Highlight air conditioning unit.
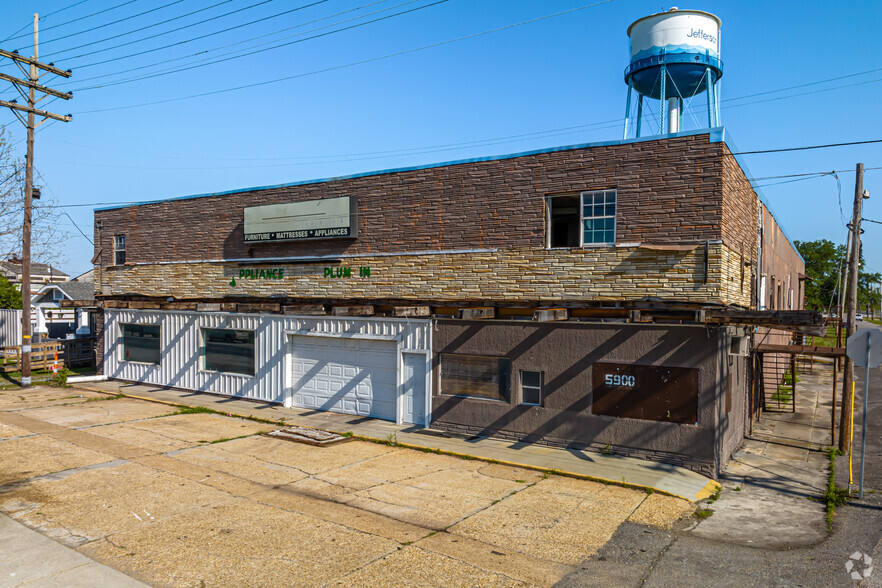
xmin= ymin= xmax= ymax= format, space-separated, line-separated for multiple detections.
xmin=729 ymin=335 xmax=750 ymax=357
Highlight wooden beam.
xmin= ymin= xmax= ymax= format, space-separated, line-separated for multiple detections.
xmin=160 ymin=302 xmax=198 ymax=311
xmin=459 ymin=307 xmax=496 ymax=320
xmin=332 ymin=305 xmax=374 ymax=317
xmin=283 ymin=304 xmax=326 ymax=316
xmin=0 ymin=49 xmax=72 ymax=77
xmin=393 ymin=306 xmax=430 ymax=318
xmin=236 ymin=303 xmax=281 ymax=314
xmin=197 ymin=302 xmax=238 ymax=312
xmin=0 ymin=99 xmax=71 ymax=122
xmin=59 ymin=299 xmax=95 ymax=308
xmin=0 ymin=71 xmax=72 ymax=100
xmin=755 ymin=343 xmax=845 ymax=357
xmin=128 ymin=301 xmax=161 ymax=310
xmin=534 ymin=308 xmax=568 ymax=322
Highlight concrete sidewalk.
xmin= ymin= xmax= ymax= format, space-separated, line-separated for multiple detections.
xmin=75 ymin=380 xmax=719 ymax=502
xmin=0 ymin=513 xmax=147 ymax=588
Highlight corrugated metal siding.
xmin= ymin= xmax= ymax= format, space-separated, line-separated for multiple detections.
xmin=103 ymin=310 xmax=430 ymax=404
xmin=0 ymin=309 xmax=21 ymax=347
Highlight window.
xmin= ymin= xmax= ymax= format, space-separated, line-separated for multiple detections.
xmin=548 ymin=190 xmax=616 ymax=248
xmin=202 ymin=328 xmax=255 ymax=375
xmin=520 ymin=370 xmax=543 ymax=406
xmin=440 ymin=354 xmax=509 ymax=402
xmin=51 ymin=289 xmax=64 ymax=301
xmin=121 ymin=323 xmax=161 ymax=364
xmin=114 ymin=235 xmax=126 ymax=265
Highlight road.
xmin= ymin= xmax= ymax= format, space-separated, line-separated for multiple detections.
xmin=558 ymin=320 xmax=882 ymax=587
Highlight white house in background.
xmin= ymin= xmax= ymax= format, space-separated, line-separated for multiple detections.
xmin=31 ymin=270 xmax=95 ymax=338
xmin=0 ymin=258 xmax=68 ymax=293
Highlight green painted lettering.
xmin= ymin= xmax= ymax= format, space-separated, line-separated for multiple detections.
xmin=324 ymin=267 xmax=332 ymax=277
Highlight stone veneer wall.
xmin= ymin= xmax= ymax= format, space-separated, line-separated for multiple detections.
xmin=95 ymin=243 xmax=751 ymax=307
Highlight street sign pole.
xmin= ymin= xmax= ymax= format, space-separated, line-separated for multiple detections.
xmin=861 ymin=342 xmax=870 ymax=499
xmin=846 ymin=328 xmax=882 ymax=500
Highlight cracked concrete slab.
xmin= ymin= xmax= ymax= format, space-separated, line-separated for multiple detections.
xmin=79 ymin=497 xmax=401 ymax=588
xmin=627 ymin=493 xmax=695 ymax=530
xmin=169 ymin=441 xmax=309 ymax=487
xmin=0 ymin=387 xmax=106 ymax=411
xmin=0 ymin=435 xmax=114 ymax=486
xmin=214 ymin=434 xmax=396 ymax=474
xmin=328 ymin=545 xmax=529 ymax=587
xmin=18 ymin=399 xmax=176 ymax=428
xmin=0 ymin=461 xmax=232 ymax=547
xmin=450 ymin=476 xmax=648 ymax=566
xmin=0 ymin=421 xmax=34 ymax=439
xmin=87 ymin=413 xmax=273 ymax=453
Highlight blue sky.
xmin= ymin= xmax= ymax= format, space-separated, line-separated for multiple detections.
xmin=0 ymin=0 xmax=879 ymax=279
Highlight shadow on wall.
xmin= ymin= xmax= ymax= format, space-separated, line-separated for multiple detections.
xmin=432 ymin=323 xmax=720 ymax=460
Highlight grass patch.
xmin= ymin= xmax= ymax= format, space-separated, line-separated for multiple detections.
xmin=825 ymin=447 xmax=850 ymax=532
xmin=208 ymin=434 xmax=255 ymax=444
xmin=84 ymin=393 xmax=126 ymax=402
xmin=172 ymin=405 xmax=221 ymax=416
xmin=706 ymin=486 xmax=722 ymax=504
xmin=694 ymin=508 xmax=714 ymax=520
xmin=340 ymin=431 xmax=353 ymax=438
xmin=772 ymin=384 xmax=793 ymax=404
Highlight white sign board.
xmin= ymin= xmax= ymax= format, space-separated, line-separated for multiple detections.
xmin=244 ymin=196 xmax=355 ymax=242
xmin=847 ymin=328 xmax=882 ymax=368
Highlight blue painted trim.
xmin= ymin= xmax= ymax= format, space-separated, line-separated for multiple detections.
xmin=95 ymin=128 xmax=725 ymax=212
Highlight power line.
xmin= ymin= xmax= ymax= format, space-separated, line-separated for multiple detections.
xmin=731 ymin=139 xmax=882 ymax=156
xmin=70 ymin=0 xmax=446 ymax=89
xmin=53 ymin=0 xmax=309 ymax=60
xmin=72 ymin=0 xmax=617 ymax=114
xmin=864 ymin=218 xmax=882 ymax=226
xmin=48 ymin=0 xmax=255 ymax=56
xmin=4 ymin=0 xmax=139 ymax=42
xmin=70 ymin=0 xmax=410 ymax=80
xmin=2 ymin=1 xmax=95 ymax=43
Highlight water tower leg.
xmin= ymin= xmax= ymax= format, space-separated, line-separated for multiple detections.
xmin=705 ymin=67 xmax=714 ymax=128
xmin=636 ymin=95 xmax=643 ymax=138
xmin=660 ymin=65 xmax=667 ymax=134
xmin=624 ymin=82 xmax=633 ymax=140
xmin=679 ymin=97 xmax=683 ymax=131
xmin=667 ymin=97 xmax=679 ymax=133
xmin=715 ymin=79 xmax=722 ymax=126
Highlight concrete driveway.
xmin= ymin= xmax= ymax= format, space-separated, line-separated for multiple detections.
xmin=0 ymin=386 xmax=694 ymax=587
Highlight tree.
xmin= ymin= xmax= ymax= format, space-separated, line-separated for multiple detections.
xmin=0 ymin=275 xmax=21 ymax=309
xmin=0 ymin=127 xmax=69 ymax=265
xmin=795 ymin=238 xmax=881 ymax=314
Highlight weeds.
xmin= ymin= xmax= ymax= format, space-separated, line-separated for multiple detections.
xmin=694 ymin=508 xmax=714 ymax=520
xmin=385 ymin=432 xmax=398 ymax=446
xmin=49 ymin=367 xmax=72 ymax=388
xmin=340 ymin=431 xmax=354 ymax=438
xmin=601 ymin=443 xmax=612 ymax=455
xmin=173 ymin=406 xmax=220 ymax=416
xmin=825 ymin=447 xmax=849 ymax=532
xmin=84 ymin=393 xmax=126 ymax=402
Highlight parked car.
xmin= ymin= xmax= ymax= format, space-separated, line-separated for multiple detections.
xmin=856 ymin=313 xmax=864 ymax=321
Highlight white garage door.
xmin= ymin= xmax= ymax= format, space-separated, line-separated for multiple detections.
xmin=289 ymin=335 xmax=398 ymax=421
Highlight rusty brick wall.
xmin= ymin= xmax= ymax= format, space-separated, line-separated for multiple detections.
xmin=94 ymin=243 xmax=752 ymax=307
xmin=94 ymin=133 xmax=727 ymax=267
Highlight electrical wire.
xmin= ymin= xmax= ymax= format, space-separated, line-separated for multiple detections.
xmin=2 ymin=0 xmax=96 ymax=43
xmin=72 ymin=0 xmax=617 ymax=114
xmin=731 ymin=139 xmax=882 ymax=156
xmin=69 ymin=0 xmax=410 ymax=79
xmin=4 ymin=0 xmax=139 ymax=42
xmin=70 ymin=0 xmax=445 ymax=88
xmin=864 ymin=218 xmax=882 ymax=226
xmin=36 ymin=0 xmax=195 ymax=50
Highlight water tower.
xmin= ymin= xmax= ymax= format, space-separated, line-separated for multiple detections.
xmin=623 ymin=8 xmax=722 ymax=139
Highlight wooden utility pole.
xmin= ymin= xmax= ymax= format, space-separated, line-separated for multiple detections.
xmin=0 ymin=14 xmax=72 ymax=387
xmin=839 ymin=163 xmax=865 ymax=453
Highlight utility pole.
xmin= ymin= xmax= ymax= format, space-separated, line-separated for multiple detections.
xmin=0 ymin=14 xmax=72 ymax=387
xmin=839 ymin=163 xmax=866 ymax=453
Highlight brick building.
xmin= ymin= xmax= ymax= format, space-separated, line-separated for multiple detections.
xmin=91 ymin=129 xmax=808 ymax=476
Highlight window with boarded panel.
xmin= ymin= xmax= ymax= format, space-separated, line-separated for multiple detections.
xmin=591 ymin=363 xmax=699 ymax=424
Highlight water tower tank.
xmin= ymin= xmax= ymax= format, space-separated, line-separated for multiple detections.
xmin=623 ymin=8 xmax=723 ymax=138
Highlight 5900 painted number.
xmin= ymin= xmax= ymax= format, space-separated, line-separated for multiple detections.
xmin=605 ymin=374 xmax=636 ymax=387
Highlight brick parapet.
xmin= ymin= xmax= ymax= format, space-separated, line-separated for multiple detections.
xmin=94 ymin=134 xmax=727 ymax=268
